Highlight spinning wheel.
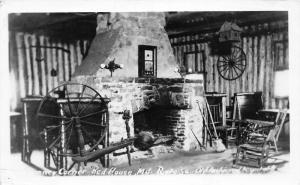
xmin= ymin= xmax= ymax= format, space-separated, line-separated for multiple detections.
xmin=37 ymin=82 xmax=110 ymax=171
xmin=217 ymin=46 xmax=246 ymax=80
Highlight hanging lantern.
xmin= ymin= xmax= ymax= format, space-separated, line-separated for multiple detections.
xmin=219 ymin=21 xmax=242 ymax=42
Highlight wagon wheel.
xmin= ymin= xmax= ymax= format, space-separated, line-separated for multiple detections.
xmin=217 ymin=46 xmax=247 ymax=80
xmin=37 ymin=82 xmax=109 ymax=171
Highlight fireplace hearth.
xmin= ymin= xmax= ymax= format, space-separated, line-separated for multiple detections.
xmin=74 ymin=76 xmax=205 ymax=152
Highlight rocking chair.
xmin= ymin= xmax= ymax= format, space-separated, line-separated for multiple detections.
xmin=234 ymin=109 xmax=288 ymax=168
xmin=229 ymin=92 xmax=265 ymax=145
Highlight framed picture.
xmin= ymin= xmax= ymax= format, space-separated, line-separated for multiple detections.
xmin=138 ymin=45 xmax=157 ymax=77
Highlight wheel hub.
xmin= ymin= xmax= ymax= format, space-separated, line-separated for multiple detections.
xmin=71 ymin=117 xmax=81 ymax=127
xmin=228 ymin=60 xmax=235 ymax=67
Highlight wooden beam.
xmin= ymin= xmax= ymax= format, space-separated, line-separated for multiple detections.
xmin=9 ymin=13 xmax=97 ymax=32
xmin=167 ymin=11 xmax=288 ymax=37
xmin=169 ymin=25 xmax=287 ymax=46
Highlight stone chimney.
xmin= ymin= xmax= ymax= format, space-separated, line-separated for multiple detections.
xmin=74 ymin=12 xmax=180 ymax=78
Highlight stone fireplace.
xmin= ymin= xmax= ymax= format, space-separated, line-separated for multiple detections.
xmin=73 ymin=12 xmax=205 ymax=152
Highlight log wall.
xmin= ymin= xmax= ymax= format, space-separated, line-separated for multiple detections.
xmin=9 ymin=20 xmax=289 ymax=111
xmin=169 ymin=21 xmax=289 ymax=109
xmin=9 ymin=32 xmax=89 ymax=111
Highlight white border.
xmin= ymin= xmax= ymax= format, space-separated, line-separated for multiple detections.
xmin=1 ymin=0 xmax=300 ymax=185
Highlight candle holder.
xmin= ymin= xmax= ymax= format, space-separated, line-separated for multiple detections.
xmin=100 ymin=58 xmax=123 ymax=77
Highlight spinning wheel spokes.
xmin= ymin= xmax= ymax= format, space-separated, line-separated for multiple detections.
xmin=217 ymin=46 xmax=247 ymax=80
xmin=37 ymin=113 xmax=70 ymax=120
xmin=77 ymin=93 xmax=100 ymax=116
xmin=75 ymin=85 xmax=86 ymax=113
xmin=37 ymin=82 xmax=109 ymax=171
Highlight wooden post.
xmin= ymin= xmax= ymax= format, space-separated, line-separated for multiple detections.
xmin=222 ymin=96 xmax=226 ymax=126
xmin=24 ymin=34 xmax=33 ymax=95
xmin=31 ymin=35 xmax=40 ymax=95
xmin=253 ymin=36 xmax=258 ymax=92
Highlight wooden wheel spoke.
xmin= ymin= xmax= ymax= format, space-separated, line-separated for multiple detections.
xmin=231 ymin=68 xmax=235 ymax=78
xmin=233 ymin=65 xmax=243 ymax=72
xmin=44 ymin=120 xmax=70 ymax=133
xmin=231 ymin=67 xmax=236 ymax=79
xmin=221 ymin=56 xmax=230 ymax=62
xmin=45 ymin=124 xmax=61 ymax=132
xmin=76 ymin=85 xmax=86 ymax=113
xmin=220 ymin=65 xmax=228 ymax=73
xmin=218 ymin=60 xmax=228 ymax=64
xmin=65 ymin=88 xmax=74 ymax=115
xmin=64 ymin=121 xmax=74 ymax=131
xmin=226 ymin=55 xmax=232 ymax=61
xmin=218 ymin=62 xmax=228 ymax=68
xmin=47 ymin=121 xmax=72 ymax=148
xmin=81 ymin=127 xmax=97 ymax=145
xmin=222 ymin=67 xmax=227 ymax=76
xmin=80 ymin=119 xmax=105 ymax=127
xmin=78 ymin=110 xmax=106 ymax=119
xmin=232 ymin=66 xmax=239 ymax=77
xmin=227 ymin=68 xmax=231 ymax=79
xmin=235 ymin=55 xmax=245 ymax=63
xmin=235 ymin=62 xmax=246 ymax=67
xmin=38 ymin=113 xmax=70 ymax=120
xmin=78 ymin=93 xmax=99 ymax=116
xmin=223 ymin=66 xmax=230 ymax=76
xmin=66 ymin=124 xmax=74 ymax=147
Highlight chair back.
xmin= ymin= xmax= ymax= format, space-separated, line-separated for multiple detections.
xmin=205 ymin=93 xmax=227 ymax=126
xmin=234 ymin=92 xmax=263 ymax=120
xmin=266 ymin=109 xmax=288 ymax=142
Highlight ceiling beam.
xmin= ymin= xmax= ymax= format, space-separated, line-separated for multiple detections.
xmin=166 ymin=11 xmax=288 ymax=36
xmin=9 ymin=13 xmax=97 ymax=32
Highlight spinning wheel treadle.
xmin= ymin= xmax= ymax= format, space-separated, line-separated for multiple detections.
xmin=37 ymin=82 xmax=110 ymax=171
xmin=217 ymin=46 xmax=246 ymax=80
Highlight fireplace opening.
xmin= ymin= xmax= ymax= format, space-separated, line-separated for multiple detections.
xmin=132 ymin=104 xmax=189 ymax=150
xmin=133 ymin=107 xmax=171 ymax=136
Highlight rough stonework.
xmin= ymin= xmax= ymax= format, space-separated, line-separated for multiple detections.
xmin=73 ymin=76 xmax=205 ymax=152
xmin=74 ymin=12 xmax=180 ymax=78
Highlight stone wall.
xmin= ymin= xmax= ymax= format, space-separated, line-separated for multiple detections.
xmin=74 ymin=76 xmax=205 ymax=151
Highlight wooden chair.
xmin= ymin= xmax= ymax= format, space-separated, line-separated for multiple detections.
xmin=234 ymin=109 xmax=288 ymax=168
xmin=205 ymin=93 xmax=227 ymax=127
xmin=246 ymin=109 xmax=288 ymax=152
xmin=228 ymin=92 xmax=265 ymax=145
xmin=205 ymin=93 xmax=234 ymax=148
